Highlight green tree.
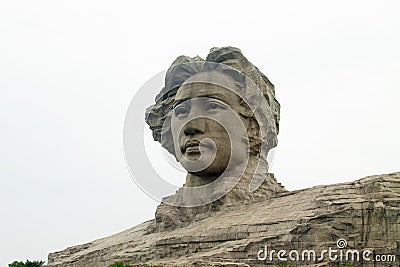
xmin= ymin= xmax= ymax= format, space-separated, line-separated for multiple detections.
xmin=8 ymin=261 xmax=25 ymax=267
xmin=9 ymin=260 xmax=45 ymax=267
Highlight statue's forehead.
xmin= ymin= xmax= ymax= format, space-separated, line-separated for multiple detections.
xmin=183 ymin=71 xmax=237 ymax=87
xmin=175 ymin=82 xmax=241 ymax=105
xmin=175 ymin=71 xmax=242 ymax=102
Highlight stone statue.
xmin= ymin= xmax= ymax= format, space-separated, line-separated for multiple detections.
xmin=145 ymin=48 xmax=286 ymax=230
xmin=46 ymin=47 xmax=400 ymax=267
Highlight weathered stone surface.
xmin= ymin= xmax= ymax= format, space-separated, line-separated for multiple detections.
xmin=150 ymin=163 xmax=286 ymax=232
xmin=46 ymin=48 xmax=400 ymax=266
xmin=47 ymin=172 xmax=400 ymax=266
xmin=146 ymin=46 xmax=280 ymax=151
xmin=144 ymin=47 xmax=285 ymax=229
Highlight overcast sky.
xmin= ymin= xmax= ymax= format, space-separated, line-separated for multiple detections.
xmin=1 ymin=1 xmax=399 ymax=266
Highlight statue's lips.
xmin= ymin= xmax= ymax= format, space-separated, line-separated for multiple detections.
xmin=181 ymin=140 xmax=212 ymax=154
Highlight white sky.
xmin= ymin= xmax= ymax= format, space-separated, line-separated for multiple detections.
xmin=1 ymin=1 xmax=399 ymax=266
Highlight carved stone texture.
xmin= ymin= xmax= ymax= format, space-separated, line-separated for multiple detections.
xmin=45 ymin=47 xmax=400 ymax=266
xmin=145 ymin=46 xmax=280 ymax=153
xmin=145 ymin=47 xmax=286 ymax=229
xmin=46 ymin=172 xmax=400 ymax=266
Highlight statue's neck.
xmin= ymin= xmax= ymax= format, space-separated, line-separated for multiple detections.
xmin=151 ymin=155 xmax=286 ymax=233
xmin=183 ymin=157 xmax=252 ymax=188
xmin=184 ymin=173 xmax=217 ymax=187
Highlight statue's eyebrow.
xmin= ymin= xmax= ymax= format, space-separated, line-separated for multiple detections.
xmin=173 ymin=97 xmax=190 ymax=108
xmin=173 ymin=93 xmax=229 ymax=108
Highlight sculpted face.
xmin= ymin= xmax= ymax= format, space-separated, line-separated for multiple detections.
xmin=171 ymin=73 xmax=249 ymax=178
xmin=140 ymin=54 xmax=280 ymax=206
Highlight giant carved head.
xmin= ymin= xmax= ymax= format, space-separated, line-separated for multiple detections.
xmin=146 ymin=48 xmax=280 ymax=185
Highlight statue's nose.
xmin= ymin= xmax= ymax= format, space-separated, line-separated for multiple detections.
xmin=183 ymin=120 xmax=204 ymax=136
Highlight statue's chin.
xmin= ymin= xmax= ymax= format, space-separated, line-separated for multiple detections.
xmin=183 ymin=151 xmax=201 ymax=161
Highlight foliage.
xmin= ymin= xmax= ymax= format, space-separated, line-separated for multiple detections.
xmin=8 ymin=260 xmax=45 ymax=267
xmin=8 ymin=262 xmax=24 ymax=267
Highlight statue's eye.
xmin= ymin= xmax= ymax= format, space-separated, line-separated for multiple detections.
xmin=174 ymin=105 xmax=189 ymax=118
xmin=205 ymin=100 xmax=227 ymax=113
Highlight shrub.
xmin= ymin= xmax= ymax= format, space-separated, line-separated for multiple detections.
xmin=9 ymin=260 xmax=45 ymax=267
